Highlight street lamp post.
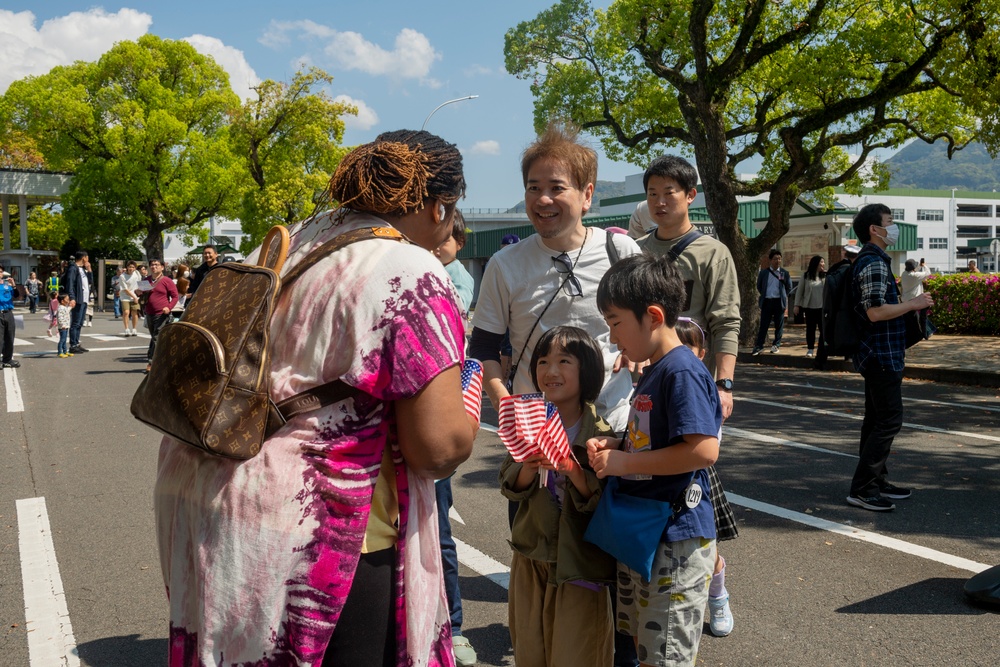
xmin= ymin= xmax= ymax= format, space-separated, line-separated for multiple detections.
xmin=421 ymin=95 xmax=479 ymax=131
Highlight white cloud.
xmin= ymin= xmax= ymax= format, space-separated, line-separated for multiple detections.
xmin=0 ymin=8 xmax=152 ymax=92
xmin=469 ymin=140 xmax=501 ymax=156
xmin=334 ymin=94 xmax=379 ymax=131
xmin=184 ymin=34 xmax=261 ymax=100
xmin=262 ymin=21 xmax=441 ymax=86
xmin=464 ymin=64 xmax=500 ymax=77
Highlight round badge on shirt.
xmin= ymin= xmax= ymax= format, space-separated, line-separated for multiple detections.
xmin=684 ymin=482 xmax=703 ymax=509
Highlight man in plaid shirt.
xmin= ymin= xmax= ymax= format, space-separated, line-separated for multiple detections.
xmin=846 ymin=204 xmax=934 ymax=512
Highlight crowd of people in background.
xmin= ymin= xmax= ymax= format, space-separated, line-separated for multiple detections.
xmin=4 ymin=247 xmax=221 ymax=368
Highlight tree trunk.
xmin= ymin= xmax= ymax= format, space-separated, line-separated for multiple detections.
xmin=143 ymin=227 xmax=165 ymax=262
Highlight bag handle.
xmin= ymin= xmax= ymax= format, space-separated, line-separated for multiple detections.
xmin=259 ymin=225 xmax=291 ymax=273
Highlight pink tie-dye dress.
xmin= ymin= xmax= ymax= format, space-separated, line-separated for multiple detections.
xmin=154 ymin=211 xmax=465 ymax=666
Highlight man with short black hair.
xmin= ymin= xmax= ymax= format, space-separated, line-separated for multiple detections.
xmin=63 ymin=250 xmax=90 ymax=353
xmin=846 ymin=204 xmax=933 ymax=512
xmin=751 ymin=249 xmax=793 ymax=355
xmin=188 ymin=244 xmax=219 ymax=295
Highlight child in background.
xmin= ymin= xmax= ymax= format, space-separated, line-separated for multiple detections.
xmin=589 ymin=253 xmax=721 ymax=667
xmin=500 ymin=326 xmax=618 ymax=667
xmin=434 ymin=210 xmax=475 ymax=317
xmin=56 ymin=293 xmax=73 ymax=357
xmin=46 ymin=291 xmax=60 ymax=337
xmin=675 ymin=317 xmax=738 ymax=637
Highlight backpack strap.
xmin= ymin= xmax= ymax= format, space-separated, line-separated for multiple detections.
xmin=270 ymin=225 xmax=408 ymax=426
xmin=667 ymin=228 xmax=703 ymax=262
xmin=605 ymin=229 xmax=620 ymax=265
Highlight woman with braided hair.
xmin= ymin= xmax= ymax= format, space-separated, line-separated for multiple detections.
xmin=155 ymin=130 xmax=476 ymax=667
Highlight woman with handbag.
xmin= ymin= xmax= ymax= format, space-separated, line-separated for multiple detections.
xmin=154 ymin=131 xmax=476 ymax=667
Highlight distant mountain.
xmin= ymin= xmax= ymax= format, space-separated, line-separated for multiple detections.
xmin=506 ymin=179 xmax=628 ymax=212
xmin=887 ymin=141 xmax=1000 ymax=191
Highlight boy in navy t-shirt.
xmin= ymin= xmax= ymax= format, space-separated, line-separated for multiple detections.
xmin=589 ymin=253 xmax=721 ymax=667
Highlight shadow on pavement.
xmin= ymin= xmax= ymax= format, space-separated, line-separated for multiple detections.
xmin=76 ymin=634 xmax=166 ymax=666
xmin=461 ymin=622 xmax=513 ymax=666
xmin=836 ymin=577 xmax=991 ymax=616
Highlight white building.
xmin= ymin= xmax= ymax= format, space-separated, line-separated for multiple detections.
xmin=162 ymin=217 xmax=247 ymax=264
xmin=833 ymin=188 xmax=1000 ymax=273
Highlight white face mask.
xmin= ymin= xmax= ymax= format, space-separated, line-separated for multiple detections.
xmin=876 ymin=223 xmax=900 ymax=246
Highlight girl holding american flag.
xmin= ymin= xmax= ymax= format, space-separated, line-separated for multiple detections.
xmin=499 ymin=326 xmax=618 ymax=667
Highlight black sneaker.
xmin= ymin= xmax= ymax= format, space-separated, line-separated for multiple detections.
xmin=2 ymin=360 xmax=20 ymax=369
xmin=879 ymin=482 xmax=912 ymax=499
xmin=751 ymin=347 xmax=762 ymax=356
xmin=846 ymin=494 xmax=895 ymax=511
xmin=70 ymin=345 xmax=89 ymax=353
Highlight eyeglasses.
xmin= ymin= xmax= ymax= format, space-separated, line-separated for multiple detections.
xmin=552 ymin=252 xmax=583 ymax=297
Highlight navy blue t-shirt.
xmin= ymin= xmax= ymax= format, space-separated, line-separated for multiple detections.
xmin=618 ymin=344 xmax=722 ymax=542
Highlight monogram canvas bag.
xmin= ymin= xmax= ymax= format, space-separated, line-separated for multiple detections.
xmin=130 ymin=224 xmax=406 ymax=459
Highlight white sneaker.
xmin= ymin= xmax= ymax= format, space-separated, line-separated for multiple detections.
xmin=132 ymin=329 xmax=139 ymax=336
xmin=806 ymin=349 xmax=815 ymax=358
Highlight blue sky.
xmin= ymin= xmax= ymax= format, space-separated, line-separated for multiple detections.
xmin=0 ymin=1 xmax=644 ymax=210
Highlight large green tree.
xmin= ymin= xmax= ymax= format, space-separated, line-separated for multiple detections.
xmin=505 ymin=0 xmax=1000 ymax=337
xmin=230 ymin=67 xmax=354 ymax=252
xmin=2 ymin=35 xmax=242 ymax=260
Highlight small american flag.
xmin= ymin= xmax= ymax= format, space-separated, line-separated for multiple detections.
xmin=498 ymin=393 xmax=574 ymax=466
xmin=461 ymin=359 xmax=484 ymax=423
xmin=537 ymin=401 xmax=574 ymax=467
xmin=498 ymin=393 xmax=546 ymax=461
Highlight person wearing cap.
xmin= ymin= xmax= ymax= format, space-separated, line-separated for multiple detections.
xmin=900 ymin=258 xmax=932 ymax=302
xmin=0 ymin=271 xmax=19 ymax=368
xmin=501 ymin=233 xmax=520 ymax=247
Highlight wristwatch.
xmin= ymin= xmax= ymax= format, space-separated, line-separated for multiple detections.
xmin=716 ymin=378 xmax=734 ymax=392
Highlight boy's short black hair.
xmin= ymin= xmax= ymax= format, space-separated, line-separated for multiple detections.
xmin=529 ymin=326 xmax=605 ymax=407
xmin=852 ymin=203 xmax=892 ymax=243
xmin=643 ymin=155 xmax=698 ymax=193
xmin=768 ymin=248 xmax=782 ymax=260
xmin=904 ymin=259 xmax=917 ymax=271
xmin=597 ymin=254 xmax=685 ymax=326
xmin=451 ymin=210 xmax=467 ymax=248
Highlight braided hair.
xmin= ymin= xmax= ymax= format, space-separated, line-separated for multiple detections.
xmin=328 ymin=129 xmax=465 ymax=218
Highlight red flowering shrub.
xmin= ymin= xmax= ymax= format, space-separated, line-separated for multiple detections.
xmin=924 ymin=273 xmax=1000 ymax=335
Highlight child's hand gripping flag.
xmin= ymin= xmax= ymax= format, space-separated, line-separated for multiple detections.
xmin=461 ymin=359 xmax=484 ymax=423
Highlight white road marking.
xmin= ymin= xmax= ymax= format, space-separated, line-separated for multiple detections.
xmin=723 ymin=426 xmax=856 ymax=458
xmin=16 ymin=497 xmax=80 ymax=667
xmin=4 ymin=366 xmax=25 ymax=412
xmin=479 ymin=423 xmax=498 ymax=433
xmin=449 ymin=506 xmax=465 ymax=525
xmin=736 ymin=397 xmax=1000 ymax=444
xmin=779 ymin=381 xmax=1000 ymax=414
xmin=14 ymin=337 xmax=33 ymax=346
xmin=455 ymin=537 xmax=510 ymax=590
xmin=726 ymin=493 xmax=991 ymax=574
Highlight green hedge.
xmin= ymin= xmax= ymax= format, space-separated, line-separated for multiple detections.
xmin=924 ymin=273 xmax=1000 ymax=335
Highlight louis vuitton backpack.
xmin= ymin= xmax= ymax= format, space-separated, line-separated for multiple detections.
xmin=130 ymin=224 xmax=406 ymax=459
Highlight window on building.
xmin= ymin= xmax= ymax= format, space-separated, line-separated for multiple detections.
xmin=916 ymin=237 xmax=923 ymax=250
xmin=957 ymin=225 xmax=991 ymax=238
xmin=890 ymin=208 xmax=906 ymax=221
xmin=917 ymin=209 xmax=945 ymax=221
xmin=956 ymin=204 xmax=992 ymax=218
xmin=929 ymin=238 xmax=949 ymax=249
